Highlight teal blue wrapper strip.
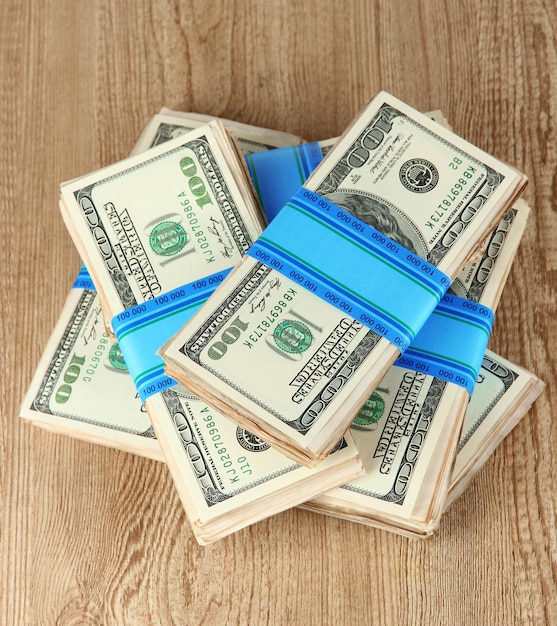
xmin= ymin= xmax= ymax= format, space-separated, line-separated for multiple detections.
xmin=395 ymin=293 xmax=494 ymax=392
xmin=245 ymin=142 xmax=324 ymax=222
xmin=112 ymin=269 xmax=231 ymax=401
xmin=72 ymin=265 xmax=95 ymax=290
xmin=246 ymin=187 xmax=451 ymax=352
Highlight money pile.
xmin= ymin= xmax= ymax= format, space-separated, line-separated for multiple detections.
xmin=21 ymin=94 xmax=544 ymax=543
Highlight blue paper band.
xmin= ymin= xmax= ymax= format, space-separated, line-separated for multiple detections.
xmin=72 ymin=265 xmax=95 ymax=290
xmin=394 ymin=293 xmax=494 ymax=392
xmin=245 ymin=142 xmax=324 ymax=222
xmin=112 ymin=269 xmax=231 ymax=401
xmin=246 ymin=187 xmax=451 ymax=351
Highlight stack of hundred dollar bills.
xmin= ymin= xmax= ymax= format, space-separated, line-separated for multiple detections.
xmin=21 ymin=93 xmax=544 ymax=544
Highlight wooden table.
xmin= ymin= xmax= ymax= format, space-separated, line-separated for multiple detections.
xmin=2 ymin=1 xmax=555 ymax=624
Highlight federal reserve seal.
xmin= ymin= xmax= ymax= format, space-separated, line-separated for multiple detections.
xmin=351 ymin=391 xmax=385 ymax=430
xmin=273 ymin=319 xmax=313 ymax=355
xmin=399 ymin=158 xmax=439 ymax=193
xmin=108 ymin=343 xmax=128 ymax=371
xmin=149 ymin=220 xmax=188 ymax=256
xmin=236 ymin=427 xmax=270 ymax=452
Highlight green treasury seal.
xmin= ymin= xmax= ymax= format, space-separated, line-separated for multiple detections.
xmin=352 ymin=391 xmax=385 ymax=428
xmin=108 ymin=343 xmax=128 ymax=371
xmin=149 ymin=220 xmax=188 ymax=256
xmin=273 ymin=319 xmax=313 ymax=354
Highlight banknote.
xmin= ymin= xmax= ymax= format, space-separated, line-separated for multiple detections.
xmin=160 ymin=91 xmax=527 ymax=465
xmin=20 ymin=273 xmax=363 ymax=543
xmin=131 ymin=109 xmax=304 ymax=156
xmin=56 ymin=119 xmax=365 ymax=543
xmin=21 ymin=272 xmax=541 ymax=541
xmin=20 ymin=285 xmax=163 ymax=460
xmin=26 ymin=113 xmax=305 ymax=456
xmin=301 ymin=349 xmax=544 ymax=537
xmin=295 ymin=197 xmax=535 ymax=535
xmin=59 ymin=121 xmax=266 ymax=325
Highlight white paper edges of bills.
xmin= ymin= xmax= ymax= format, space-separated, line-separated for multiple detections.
xmin=131 ymin=109 xmax=304 ymax=156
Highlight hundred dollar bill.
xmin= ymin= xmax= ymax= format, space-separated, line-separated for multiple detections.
xmin=131 ymin=109 xmax=304 ymax=156
xmin=297 ymin=198 xmax=534 ymax=535
xmin=56 ymin=120 xmax=365 ymax=541
xmin=301 ymin=349 xmax=544 ymax=537
xmin=160 ymin=91 xmax=528 ymax=465
xmin=299 ymin=199 xmax=535 ymax=535
xmin=20 ymin=284 xmax=163 ymax=461
xmin=146 ymin=387 xmax=362 ymax=545
xmin=20 ymin=276 xmax=363 ymax=545
xmin=59 ymin=120 xmax=266 ymax=329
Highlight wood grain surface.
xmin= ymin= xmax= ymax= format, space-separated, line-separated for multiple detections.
xmin=1 ymin=1 xmax=555 ymax=624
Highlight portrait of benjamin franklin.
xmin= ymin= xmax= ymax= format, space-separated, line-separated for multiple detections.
xmin=324 ymin=190 xmax=425 ymax=257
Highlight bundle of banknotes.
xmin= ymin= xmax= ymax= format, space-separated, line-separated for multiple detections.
xmin=21 ymin=92 xmax=545 ymax=544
